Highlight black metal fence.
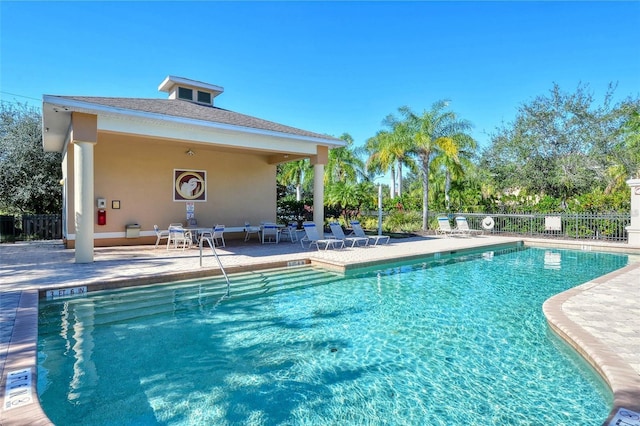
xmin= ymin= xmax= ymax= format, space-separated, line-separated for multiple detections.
xmin=0 ymin=214 xmax=62 ymax=242
xmin=358 ymin=211 xmax=631 ymax=243
xmin=438 ymin=212 xmax=630 ymax=242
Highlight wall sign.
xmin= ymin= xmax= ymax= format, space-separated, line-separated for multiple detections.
xmin=174 ymin=169 xmax=207 ymax=202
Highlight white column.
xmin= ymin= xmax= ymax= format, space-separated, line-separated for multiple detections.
xmin=313 ymin=163 xmax=324 ymax=232
xmin=74 ymin=141 xmax=96 ymax=263
xmin=626 ymin=179 xmax=640 ymax=246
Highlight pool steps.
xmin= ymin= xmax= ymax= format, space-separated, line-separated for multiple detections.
xmin=38 ymin=266 xmax=341 ymax=332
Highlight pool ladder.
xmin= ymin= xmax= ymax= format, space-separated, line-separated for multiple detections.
xmin=199 ymin=236 xmax=230 ymax=297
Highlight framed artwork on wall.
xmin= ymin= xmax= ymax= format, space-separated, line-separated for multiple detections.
xmin=173 ymin=169 xmax=207 ymax=202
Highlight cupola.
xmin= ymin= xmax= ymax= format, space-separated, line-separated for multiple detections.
xmin=158 ymin=76 xmax=224 ymax=106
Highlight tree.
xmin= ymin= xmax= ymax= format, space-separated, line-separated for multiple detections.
xmin=481 ymin=83 xmax=639 ymax=204
xmin=325 ymin=180 xmax=373 ymax=221
xmin=382 ymin=114 xmax=416 ymax=199
xmin=366 ymin=118 xmax=415 ymax=199
xmin=277 ymin=159 xmax=311 ymax=201
xmin=396 ymin=102 xmax=474 ymax=230
xmin=617 ymin=109 xmax=640 ymax=180
xmin=365 ymin=131 xmax=397 ymax=198
xmin=325 ymin=133 xmax=365 ymax=185
xmin=0 ymin=102 xmax=62 ymax=214
xmin=431 ymin=133 xmax=476 ymax=210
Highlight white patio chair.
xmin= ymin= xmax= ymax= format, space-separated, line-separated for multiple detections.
xmin=454 ymin=216 xmax=482 ymax=236
xmin=153 ymin=225 xmax=170 ymax=249
xmin=200 ymin=225 xmax=225 ymax=247
xmin=244 ymin=222 xmax=261 ymax=242
xmin=261 ymin=223 xmax=280 ymax=244
xmin=329 ymin=222 xmax=368 ymax=247
xmin=279 ymin=222 xmax=298 ymax=243
xmin=435 ymin=217 xmax=463 ymax=237
xmin=167 ymin=225 xmax=192 ymax=250
xmin=208 ymin=225 xmax=225 ymax=247
xmin=301 ymin=222 xmax=344 ymax=250
xmin=349 ymin=220 xmax=390 ymax=245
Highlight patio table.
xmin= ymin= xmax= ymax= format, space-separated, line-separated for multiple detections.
xmin=185 ymin=227 xmax=211 ymax=244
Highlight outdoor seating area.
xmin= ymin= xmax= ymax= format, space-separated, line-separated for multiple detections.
xmin=153 ymin=220 xmax=394 ymax=251
xmin=156 ymin=221 xmax=310 ymax=249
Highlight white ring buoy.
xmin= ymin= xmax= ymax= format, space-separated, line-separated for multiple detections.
xmin=482 ymin=216 xmax=495 ymax=230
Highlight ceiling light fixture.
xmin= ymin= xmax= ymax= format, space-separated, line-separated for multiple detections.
xmin=186 ymin=149 xmax=195 ymax=156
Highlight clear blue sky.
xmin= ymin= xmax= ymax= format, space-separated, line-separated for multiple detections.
xmin=2 ymin=1 xmax=639 ymax=151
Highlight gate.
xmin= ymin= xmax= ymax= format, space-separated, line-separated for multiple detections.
xmin=0 ymin=214 xmax=63 ymax=242
xmin=21 ymin=214 xmax=63 ymax=240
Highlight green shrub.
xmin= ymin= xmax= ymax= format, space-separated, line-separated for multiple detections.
xmin=383 ymin=210 xmax=422 ymax=233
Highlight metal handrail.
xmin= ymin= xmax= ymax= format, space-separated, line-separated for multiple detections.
xmin=199 ymin=236 xmax=230 ymax=297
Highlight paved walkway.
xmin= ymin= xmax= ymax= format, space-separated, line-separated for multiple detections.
xmin=1 ymin=235 xmax=639 ymax=425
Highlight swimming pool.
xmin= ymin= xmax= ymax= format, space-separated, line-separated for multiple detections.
xmin=37 ymin=246 xmax=629 ymax=425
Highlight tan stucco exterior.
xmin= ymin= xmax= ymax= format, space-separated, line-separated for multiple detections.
xmin=63 ymin=132 xmax=279 ymax=248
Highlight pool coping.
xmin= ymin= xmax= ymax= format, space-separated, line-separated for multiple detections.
xmin=1 ymin=238 xmax=639 ymax=425
xmin=543 ymin=261 xmax=640 ymax=426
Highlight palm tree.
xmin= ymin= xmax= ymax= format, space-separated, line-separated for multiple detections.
xmin=365 ymin=122 xmax=415 ymax=199
xmin=277 ymin=159 xmax=311 ymax=201
xmin=431 ymin=133 xmax=476 ymax=210
xmin=365 ymin=131 xmax=397 ymax=198
xmin=326 ymin=180 xmax=374 ymax=221
xmin=398 ymin=101 xmax=475 ymax=230
xmin=325 ymin=133 xmax=365 ymax=185
xmin=381 ymin=115 xmax=415 ymax=199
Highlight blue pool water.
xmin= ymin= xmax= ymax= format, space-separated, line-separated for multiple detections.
xmin=38 ymin=246 xmax=629 ymax=425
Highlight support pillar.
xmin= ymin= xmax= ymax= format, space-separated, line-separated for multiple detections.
xmin=74 ymin=141 xmax=96 ymax=263
xmin=626 ymin=179 xmax=640 ymax=246
xmin=313 ymin=163 xmax=325 ymax=232
xmin=311 ymin=145 xmax=328 ymax=234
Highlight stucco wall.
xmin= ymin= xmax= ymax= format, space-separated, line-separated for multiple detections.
xmin=64 ymin=132 xmax=277 ymax=246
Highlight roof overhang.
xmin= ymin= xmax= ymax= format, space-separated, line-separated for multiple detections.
xmin=42 ymin=95 xmax=345 ymax=154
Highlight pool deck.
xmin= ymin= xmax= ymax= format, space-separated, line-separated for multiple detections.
xmin=1 ymin=234 xmax=639 ymax=425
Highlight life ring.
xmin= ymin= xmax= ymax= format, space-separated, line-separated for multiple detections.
xmin=482 ymin=216 xmax=495 ymax=230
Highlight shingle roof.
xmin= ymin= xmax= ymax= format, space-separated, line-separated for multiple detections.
xmin=58 ymin=96 xmax=341 ymax=142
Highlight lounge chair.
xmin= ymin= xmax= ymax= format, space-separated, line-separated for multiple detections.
xmin=329 ymin=222 xmax=368 ymax=247
xmin=435 ymin=216 xmax=463 ymax=237
xmin=153 ymin=225 xmax=170 ymax=249
xmin=261 ymin=223 xmax=280 ymax=244
xmin=349 ymin=221 xmax=390 ymax=245
xmin=454 ymin=216 xmax=483 ymax=236
xmin=301 ymin=222 xmax=344 ymax=250
xmin=167 ymin=225 xmax=192 ymax=250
